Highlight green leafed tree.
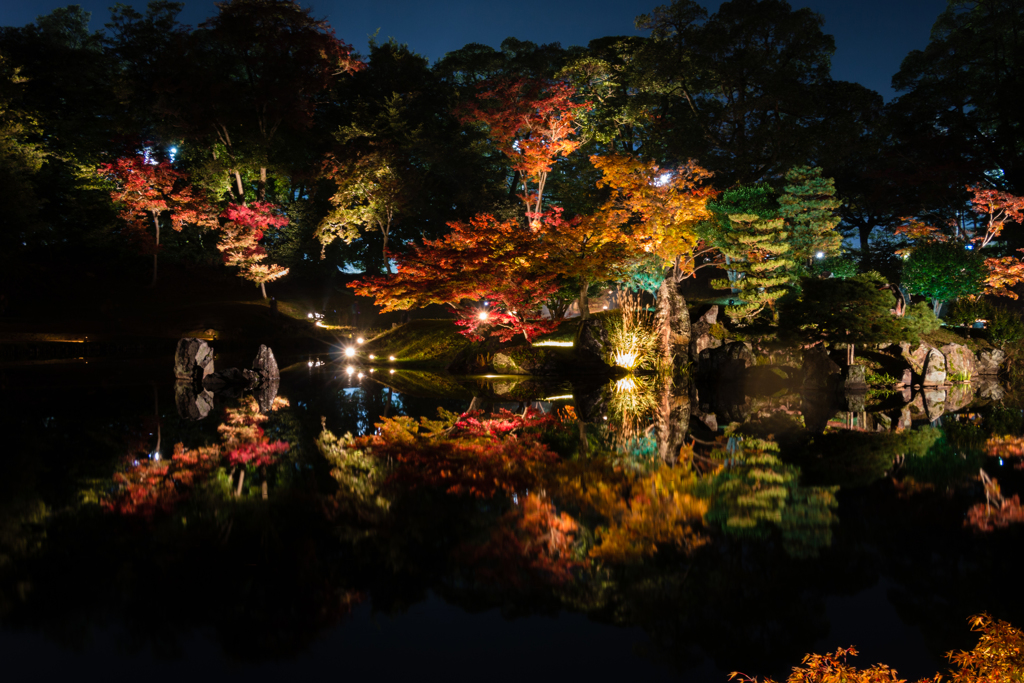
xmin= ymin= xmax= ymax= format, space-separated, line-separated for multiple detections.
xmin=778 ymin=165 xmax=842 ymax=270
xmin=902 ymin=240 xmax=986 ymax=316
xmin=778 ymin=271 xmax=914 ymax=365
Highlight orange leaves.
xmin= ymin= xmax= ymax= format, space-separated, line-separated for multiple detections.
xmin=458 ymin=77 xmax=588 ymax=182
xmin=983 ymin=250 xmax=1024 ymax=299
xmin=582 ymin=465 xmax=708 ymax=563
xmin=216 ymin=202 xmax=290 ymax=287
xmin=459 ymin=493 xmax=587 ymax=588
xmin=358 ymin=409 xmax=560 ymax=498
xmin=590 ymin=154 xmax=715 ymax=271
xmin=458 ymin=76 xmax=590 ymax=218
xmin=968 ymin=185 xmax=1024 ymax=249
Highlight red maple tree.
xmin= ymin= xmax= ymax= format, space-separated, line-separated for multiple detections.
xmin=216 ymin=201 xmax=290 ymax=299
xmin=350 ymin=213 xmax=560 ymax=342
xmin=457 ymin=77 xmax=590 ymax=223
xmin=99 ymin=154 xmax=216 ymax=285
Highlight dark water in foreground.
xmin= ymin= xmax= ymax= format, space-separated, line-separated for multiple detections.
xmin=2 ymin=354 xmax=1024 ymax=682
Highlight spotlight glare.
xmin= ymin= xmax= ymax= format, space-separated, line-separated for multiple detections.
xmin=344 ymin=347 xmax=356 ymax=357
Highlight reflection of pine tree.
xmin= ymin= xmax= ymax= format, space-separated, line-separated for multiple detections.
xmin=708 ymin=437 xmax=838 ymax=557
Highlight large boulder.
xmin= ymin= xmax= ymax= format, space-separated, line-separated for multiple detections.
xmin=174 ymin=380 xmax=214 ymax=421
xmin=698 ymin=341 xmax=752 ymax=380
xmin=801 ymin=345 xmax=841 ymax=388
xmin=899 ymin=343 xmax=931 ymax=378
xmin=924 ymin=389 xmax=947 ymax=421
xmin=976 ymin=348 xmax=1006 ymax=376
xmin=842 ymin=364 xmax=868 ymax=390
xmin=174 ymin=338 xmax=214 ymax=383
xmin=940 ymin=344 xmax=976 ymax=381
xmin=945 ymin=383 xmax=974 ymax=413
xmin=922 ymin=347 xmax=947 ymax=386
xmin=252 ymin=344 xmax=279 ymax=380
xmin=654 ymin=279 xmax=691 ymax=365
xmin=689 ymin=305 xmax=722 ymax=358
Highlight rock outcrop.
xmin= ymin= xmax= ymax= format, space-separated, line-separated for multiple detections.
xmin=174 ymin=338 xmax=214 ymax=384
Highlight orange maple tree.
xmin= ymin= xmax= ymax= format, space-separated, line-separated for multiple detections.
xmin=216 ymin=202 xmax=290 ymax=299
xmin=590 ymin=154 xmax=716 ymax=282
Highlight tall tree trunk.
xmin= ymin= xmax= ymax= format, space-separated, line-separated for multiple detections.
xmin=151 ymin=211 xmax=160 ymax=287
xmin=383 ymin=231 xmax=392 ymax=274
xmin=260 ymin=281 xmax=268 ymax=300
xmin=235 ymin=469 xmax=245 ymax=498
xmin=233 ymin=170 xmax=244 ymax=200
xmin=258 ymin=167 xmax=267 ymax=201
xmin=578 ymin=280 xmax=590 ymax=320
xmin=654 ymin=279 xmax=691 ymax=366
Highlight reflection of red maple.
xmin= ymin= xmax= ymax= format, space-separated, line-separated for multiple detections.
xmin=104 ymin=442 xmax=222 ymax=518
xmin=105 ymin=396 xmax=291 ymax=517
xmin=353 ymin=409 xmax=559 ymax=497
xmin=459 ymin=493 xmax=587 ymax=588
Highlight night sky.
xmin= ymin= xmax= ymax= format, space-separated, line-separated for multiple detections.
xmin=0 ymin=0 xmax=949 ymax=100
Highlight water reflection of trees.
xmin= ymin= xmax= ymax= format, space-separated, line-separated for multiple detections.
xmin=4 ymin=369 xmax=1024 ymax=677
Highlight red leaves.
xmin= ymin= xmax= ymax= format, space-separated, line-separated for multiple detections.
xmin=353 ymin=409 xmax=560 ymax=498
xmin=98 ymin=154 xmax=216 ymax=253
xmin=104 ymin=443 xmax=222 ymax=518
xmin=350 ymin=213 xmax=560 ymax=342
xmin=968 ymin=185 xmax=1024 ymax=249
xmin=216 ymin=202 xmax=290 ymax=286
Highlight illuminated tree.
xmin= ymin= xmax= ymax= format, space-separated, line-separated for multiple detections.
xmin=350 ymin=213 xmax=560 ymax=342
xmin=778 ymin=165 xmax=842 ymax=268
xmin=317 ymin=151 xmax=409 ymax=274
xmin=99 ymin=154 xmax=216 ymax=285
xmin=216 ymin=202 xmax=290 ymax=299
xmin=457 ymin=76 xmax=589 ymax=222
xmin=903 ymin=240 xmax=986 ymax=315
xmin=711 ymin=214 xmax=795 ymax=320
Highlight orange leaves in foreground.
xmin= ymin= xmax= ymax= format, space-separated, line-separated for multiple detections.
xmin=730 ymin=613 xmax=1024 ymax=683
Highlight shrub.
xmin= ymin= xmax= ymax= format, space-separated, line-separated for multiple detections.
xmin=902 ymin=301 xmax=942 ymax=339
xmin=606 ymin=291 xmax=657 ymax=371
xmin=946 ymin=296 xmax=996 ymax=328
xmin=987 ymin=306 xmax=1024 ymax=347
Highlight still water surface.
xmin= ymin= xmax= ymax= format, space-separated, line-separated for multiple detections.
xmin=2 ymin=354 xmax=1023 ymax=681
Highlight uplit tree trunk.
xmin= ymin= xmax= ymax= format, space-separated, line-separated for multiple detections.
xmin=235 ymin=468 xmax=245 ymax=498
xmin=260 ymin=282 xmax=267 ymax=300
xmin=151 ymin=210 xmax=160 ymax=287
xmin=578 ymin=280 xmax=591 ymax=320
xmin=655 ymin=275 xmax=691 ymax=367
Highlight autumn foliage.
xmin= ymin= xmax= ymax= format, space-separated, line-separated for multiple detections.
xmin=216 ymin=201 xmax=290 ymax=295
xmin=458 ymin=77 xmax=590 ymax=220
xmin=350 ymin=213 xmax=560 ymax=341
xmin=104 ymin=396 xmax=291 ymax=518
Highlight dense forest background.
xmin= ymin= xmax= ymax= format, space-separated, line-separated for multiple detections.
xmin=0 ymin=0 xmax=1021 ymax=315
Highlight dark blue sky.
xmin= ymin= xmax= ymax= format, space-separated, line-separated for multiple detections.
xmin=0 ymin=0 xmax=949 ymax=100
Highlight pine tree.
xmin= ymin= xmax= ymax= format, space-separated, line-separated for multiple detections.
xmin=778 ymin=166 xmax=842 ymax=270
xmin=711 ymin=213 xmax=795 ymax=320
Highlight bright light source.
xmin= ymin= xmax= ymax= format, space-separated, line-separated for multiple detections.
xmin=357 ymin=372 xmax=364 ymax=379
xmin=369 ymin=354 xmax=375 ymax=360
xmin=307 ymin=313 xmax=313 ymax=318
xmin=603 ymin=305 xmax=608 ymax=310
xmin=478 ymin=311 xmax=489 ymax=321
xmin=388 ymin=355 xmax=396 ymax=361
xmin=356 ymin=337 xmax=365 ymax=344
xmin=344 ymin=347 xmax=356 ymax=357
xmin=966 ymin=244 xmax=975 ymax=250
xmin=815 ymin=251 xmax=825 ymax=259
xmin=389 ymin=369 xmax=395 ymax=374
xmin=308 ymin=361 xmax=313 ymax=367
xmin=346 ymin=366 xmax=354 ymax=374
xmin=483 ymin=301 xmax=489 ymax=306
xmin=370 ymin=368 xmax=376 ymax=373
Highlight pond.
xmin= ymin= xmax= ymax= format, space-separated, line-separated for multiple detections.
xmin=2 ymin=351 xmax=1024 ymax=682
